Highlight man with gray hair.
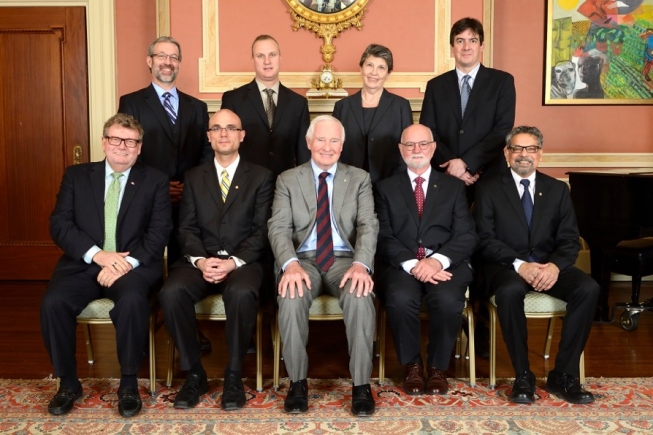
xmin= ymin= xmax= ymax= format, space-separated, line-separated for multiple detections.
xmin=268 ymin=115 xmax=378 ymax=416
xmin=474 ymin=126 xmax=598 ymax=405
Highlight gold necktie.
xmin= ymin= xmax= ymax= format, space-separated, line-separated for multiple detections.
xmin=220 ymin=169 xmax=230 ymax=203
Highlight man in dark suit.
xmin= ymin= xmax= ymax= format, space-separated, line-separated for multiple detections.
xmin=160 ymin=109 xmax=274 ymax=411
xmin=419 ymin=17 xmax=515 ymax=188
xmin=118 ymin=36 xmax=211 ymax=264
xmin=474 ymin=126 xmax=598 ymax=405
xmin=221 ymin=34 xmax=310 ymax=177
xmin=41 ymin=114 xmax=172 ymax=418
xmin=268 ymin=115 xmax=378 ymax=416
xmin=375 ymin=124 xmax=477 ymax=396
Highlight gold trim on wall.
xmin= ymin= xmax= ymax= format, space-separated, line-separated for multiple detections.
xmin=0 ymin=0 xmax=117 ymax=162
xmin=156 ymin=0 xmax=170 ymax=37
xmin=192 ymin=0 xmax=495 ymax=93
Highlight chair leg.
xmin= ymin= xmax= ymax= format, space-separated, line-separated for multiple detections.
xmin=579 ymin=351 xmax=585 ymax=386
xmin=632 ymin=275 xmax=642 ymax=305
xmin=466 ymin=304 xmax=476 ymax=387
xmin=82 ymin=324 xmax=94 ymax=364
xmin=273 ymin=311 xmax=281 ymax=390
xmin=256 ymin=310 xmax=263 ymax=392
xmin=166 ymin=334 xmax=175 ymax=388
xmin=488 ymin=303 xmax=497 ymax=389
xmin=544 ymin=318 xmax=556 ymax=359
xmin=149 ymin=311 xmax=156 ymax=395
xmin=378 ymin=308 xmax=386 ymax=386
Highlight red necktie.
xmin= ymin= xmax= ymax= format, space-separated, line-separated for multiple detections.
xmin=316 ymin=172 xmax=334 ymax=271
xmin=415 ymin=176 xmax=426 ymax=260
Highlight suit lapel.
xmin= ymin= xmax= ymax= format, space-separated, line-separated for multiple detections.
xmin=348 ymin=91 xmax=365 ymax=137
xmin=443 ymin=71 xmax=463 ymax=124
xmin=117 ymin=163 xmax=145 ymax=225
xmin=331 ymin=163 xmax=349 ymax=218
xmin=369 ymin=89 xmax=393 ymax=133
xmin=501 ymin=170 xmax=530 ymax=233
xmin=462 ymin=64 xmax=487 ymax=123
xmin=201 ymin=161 xmax=223 ymax=210
xmin=398 ymin=172 xmax=420 ymax=228
xmin=275 ymin=84 xmax=292 ymax=128
xmin=222 ymin=161 xmax=249 ymax=213
xmin=421 ymin=171 xmax=442 ymax=228
xmin=90 ymin=161 xmax=107 ymax=230
xmin=530 ymin=171 xmax=548 ymax=234
xmin=298 ymin=163 xmax=317 ymax=220
xmin=176 ymin=91 xmax=192 ymax=149
xmin=144 ymin=85 xmax=174 ymax=141
xmin=246 ymin=80 xmax=269 ymax=128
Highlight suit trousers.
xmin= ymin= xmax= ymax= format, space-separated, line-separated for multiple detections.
xmin=40 ymin=266 xmax=152 ymax=378
xmin=380 ymin=261 xmax=472 ymax=369
xmin=276 ymin=253 xmax=376 ymax=386
xmin=490 ymin=264 xmax=599 ymax=376
xmin=160 ymin=262 xmax=262 ymax=373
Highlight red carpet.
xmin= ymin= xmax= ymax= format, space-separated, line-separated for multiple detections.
xmin=1 ymin=377 xmax=652 ymax=434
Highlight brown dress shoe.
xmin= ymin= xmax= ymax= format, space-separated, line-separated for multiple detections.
xmin=426 ymin=367 xmax=449 ymax=395
xmin=403 ymin=362 xmax=425 ymax=395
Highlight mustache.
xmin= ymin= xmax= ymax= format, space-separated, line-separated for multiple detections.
xmin=515 ymin=156 xmax=533 ymax=164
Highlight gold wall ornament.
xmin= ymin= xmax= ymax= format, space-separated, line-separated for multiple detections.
xmin=284 ymin=0 xmax=368 ymax=65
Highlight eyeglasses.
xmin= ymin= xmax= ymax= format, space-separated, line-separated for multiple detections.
xmin=151 ymin=53 xmax=180 ymax=63
xmin=400 ymin=141 xmax=434 ymax=151
xmin=508 ymin=145 xmax=541 ymax=154
xmin=208 ymin=125 xmax=242 ymax=133
xmin=104 ymin=136 xmax=141 ymax=148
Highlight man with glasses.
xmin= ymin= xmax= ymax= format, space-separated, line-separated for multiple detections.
xmin=375 ymin=124 xmax=477 ymax=396
xmin=118 ymin=36 xmax=211 ymax=265
xmin=159 ymin=109 xmax=274 ymax=411
xmin=41 ymin=114 xmax=172 ymax=417
xmin=473 ymin=125 xmax=598 ymax=405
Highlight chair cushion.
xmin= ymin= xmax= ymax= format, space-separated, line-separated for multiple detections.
xmin=77 ymin=298 xmax=114 ymax=319
xmin=195 ymin=294 xmax=226 ymax=316
xmin=490 ymin=292 xmax=567 ymax=313
xmin=309 ymin=295 xmax=343 ymax=315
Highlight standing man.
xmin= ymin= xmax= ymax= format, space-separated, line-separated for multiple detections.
xmin=221 ymin=34 xmax=310 ymax=177
xmin=375 ymin=124 xmax=478 ymax=396
xmin=474 ymin=126 xmax=598 ymax=405
xmin=419 ymin=17 xmax=515 ymax=189
xmin=268 ymin=115 xmax=378 ymax=416
xmin=160 ymin=109 xmax=274 ymax=411
xmin=41 ymin=114 xmax=172 ymax=418
xmin=119 ymin=36 xmax=212 ymax=264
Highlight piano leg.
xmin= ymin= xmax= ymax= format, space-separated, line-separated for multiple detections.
xmin=590 ymin=247 xmax=612 ymax=322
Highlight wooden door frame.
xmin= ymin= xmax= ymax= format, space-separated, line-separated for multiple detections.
xmin=0 ymin=0 xmax=115 ymax=162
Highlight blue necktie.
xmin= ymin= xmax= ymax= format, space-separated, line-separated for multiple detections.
xmin=520 ymin=179 xmax=533 ymax=229
xmin=162 ymin=92 xmax=177 ymax=125
xmin=460 ymin=75 xmax=471 ymax=116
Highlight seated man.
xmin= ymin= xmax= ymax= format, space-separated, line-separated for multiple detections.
xmin=160 ymin=109 xmax=274 ymax=410
xmin=41 ymin=113 xmax=172 ymax=418
xmin=474 ymin=125 xmax=598 ymax=405
xmin=375 ymin=124 xmax=478 ymax=395
xmin=268 ymin=115 xmax=378 ymax=416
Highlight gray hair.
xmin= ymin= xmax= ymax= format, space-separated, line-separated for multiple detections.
xmin=306 ymin=115 xmax=346 ymax=143
xmin=359 ymin=44 xmax=394 ymax=72
xmin=147 ymin=36 xmax=182 ymax=62
xmin=506 ymin=126 xmax=543 ymax=148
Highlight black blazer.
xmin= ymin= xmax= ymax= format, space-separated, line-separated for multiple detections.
xmin=49 ymin=161 xmax=172 ymax=286
xmin=473 ymin=169 xmax=581 ymax=285
xmin=419 ymin=65 xmax=515 ymax=176
xmin=174 ymin=159 xmax=275 ymax=267
xmin=221 ymin=80 xmax=310 ymax=176
xmin=333 ymin=89 xmax=413 ymax=184
xmin=375 ymin=169 xmax=478 ymax=269
xmin=118 ymin=84 xmax=212 ymax=181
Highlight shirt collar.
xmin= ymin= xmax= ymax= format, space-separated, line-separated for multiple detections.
xmin=407 ymin=166 xmax=432 ymax=184
xmin=151 ymin=82 xmax=178 ymax=100
xmin=310 ymin=160 xmax=337 ymax=180
xmin=455 ymin=63 xmax=481 ymax=86
xmin=255 ymin=79 xmax=280 ymax=95
xmin=214 ymin=154 xmax=240 ymax=180
xmin=510 ymin=169 xmax=536 ymax=190
xmin=105 ymin=161 xmax=132 ymax=179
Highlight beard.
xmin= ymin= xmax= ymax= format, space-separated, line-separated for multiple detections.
xmin=405 ymin=154 xmax=429 ymax=171
xmin=511 ymin=156 xmax=535 ymax=176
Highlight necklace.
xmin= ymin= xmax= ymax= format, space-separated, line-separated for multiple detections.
xmin=361 ymin=91 xmax=381 ymax=107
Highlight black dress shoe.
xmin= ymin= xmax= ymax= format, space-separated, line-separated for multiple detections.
xmin=546 ymin=370 xmax=595 ymax=404
xmin=509 ymin=370 xmax=536 ymax=404
xmin=221 ymin=372 xmax=246 ymax=411
xmin=118 ymin=386 xmax=142 ymax=418
xmin=47 ymin=384 xmax=83 ymax=416
xmin=174 ymin=372 xmax=209 ymax=409
xmin=351 ymin=384 xmax=375 ymax=417
xmin=284 ymin=379 xmax=308 ymax=413
xmin=403 ymin=362 xmax=425 ymax=395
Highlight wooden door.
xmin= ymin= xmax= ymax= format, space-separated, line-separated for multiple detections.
xmin=0 ymin=7 xmax=89 ymax=280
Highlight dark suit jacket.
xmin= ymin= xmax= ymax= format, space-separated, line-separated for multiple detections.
xmin=221 ymin=80 xmax=310 ymax=176
xmin=49 ymin=161 xmax=172 ymax=286
xmin=174 ymin=159 xmax=275 ymax=267
xmin=375 ymin=169 xmax=478 ymax=269
xmin=118 ymin=84 xmax=212 ymax=181
xmin=333 ymin=89 xmax=413 ymax=184
xmin=419 ymin=65 xmax=516 ymax=176
xmin=473 ymin=169 xmax=581 ymax=286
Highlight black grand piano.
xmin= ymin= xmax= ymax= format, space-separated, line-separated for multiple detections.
xmin=568 ymin=169 xmax=653 ymax=322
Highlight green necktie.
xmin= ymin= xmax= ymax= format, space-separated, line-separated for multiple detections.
xmin=220 ymin=169 xmax=230 ymax=203
xmin=104 ymin=172 xmax=123 ymax=252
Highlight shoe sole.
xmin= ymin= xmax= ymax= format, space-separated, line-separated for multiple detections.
xmin=509 ymin=396 xmax=535 ymax=404
xmin=284 ymin=407 xmax=309 ymax=413
xmin=546 ymin=388 xmax=595 ymax=404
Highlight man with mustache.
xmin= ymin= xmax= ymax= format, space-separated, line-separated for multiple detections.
xmin=375 ymin=124 xmax=478 ymax=396
xmin=473 ymin=126 xmax=598 ymax=405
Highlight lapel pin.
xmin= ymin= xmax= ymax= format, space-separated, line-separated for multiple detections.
xmin=130 ymin=181 xmax=135 ymax=185
xmin=235 ymin=186 xmax=239 ymax=190
xmin=433 ymin=184 xmax=437 ymax=188
xmin=538 ymin=192 xmax=542 ymax=196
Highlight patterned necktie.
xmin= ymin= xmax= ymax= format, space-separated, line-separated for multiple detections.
xmin=315 ymin=172 xmax=334 ymax=271
xmin=415 ymin=176 xmax=426 ymax=260
xmin=220 ymin=169 xmax=230 ymax=203
xmin=162 ymin=92 xmax=177 ymax=124
xmin=264 ymin=88 xmax=275 ymax=129
xmin=520 ymin=179 xmax=533 ymax=229
xmin=104 ymin=172 xmax=123 ymax=252
xmin=460 ymin=75 xmax=471 ymax=117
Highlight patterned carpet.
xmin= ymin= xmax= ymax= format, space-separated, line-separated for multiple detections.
xmin=1 ymin=377 xmax=652 ymax=434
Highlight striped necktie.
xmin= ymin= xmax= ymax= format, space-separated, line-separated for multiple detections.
xmin=162 ymin=92 xmax=177 ymax=124
xmin=220 ymin=170 xmax=230 ymax=203
xmin=315 ymin=172 xmax=334 ymax=271
xmin=460 ymin=75 xmax=471 ymax=116
xmin=104 ymin=172 xmax=123 ymax=252
xmin=263 ymin=88 xmax=275 ymax=129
